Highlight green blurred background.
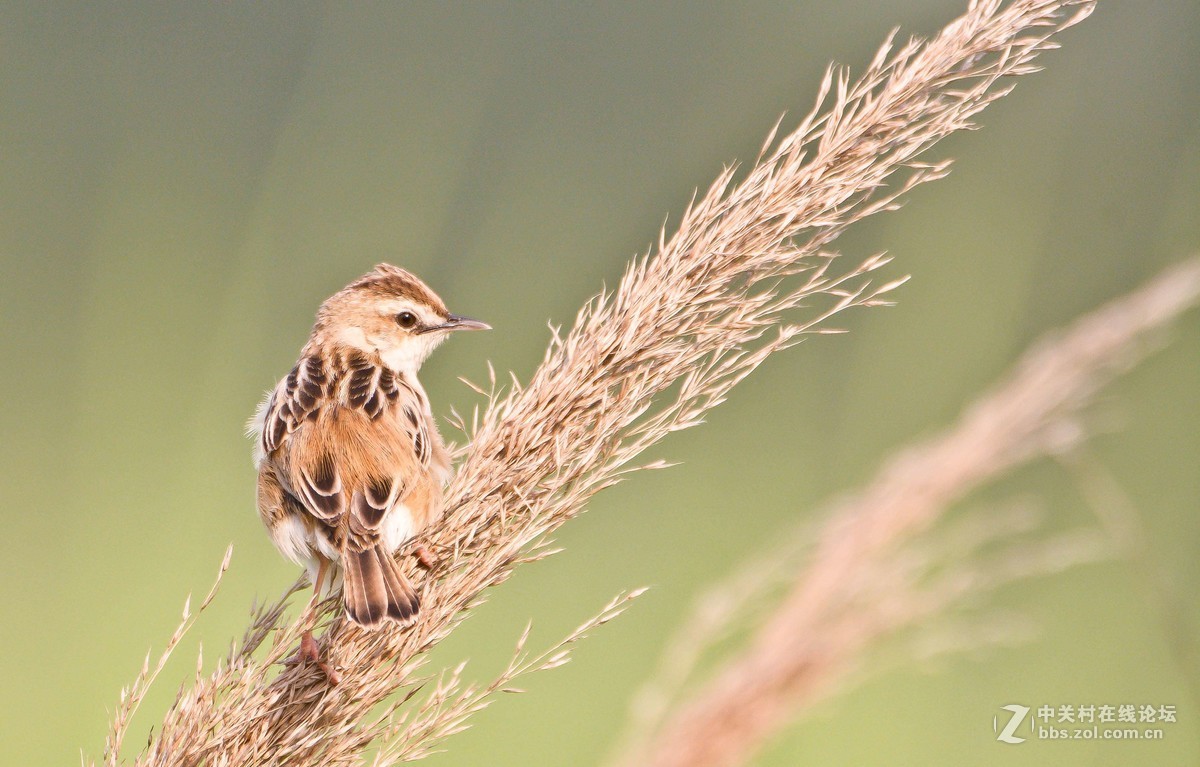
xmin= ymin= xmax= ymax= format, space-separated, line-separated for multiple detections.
xmin=2 ymin=1 xmax=1198 ymax=764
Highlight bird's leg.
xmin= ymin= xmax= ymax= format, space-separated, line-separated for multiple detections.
xmin=412 ymin=545 xmax=436 ymax=570
xmin=297 ymin=555 xmax=340 ymax=684
xmin=298 ymin=556 xmax=327 ymax=663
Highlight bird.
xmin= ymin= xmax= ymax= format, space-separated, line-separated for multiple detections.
xmin=249 ymin=263 xmax=488 ymax=678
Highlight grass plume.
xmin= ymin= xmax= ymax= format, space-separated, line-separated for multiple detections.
xmin=614 ymin=255 xmax=1200 ymax=767
xmin=99 ymin=0 xmax=1098 ymax=763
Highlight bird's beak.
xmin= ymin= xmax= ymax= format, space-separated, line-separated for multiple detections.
xmin=423 ymin=313 xmax=491 ymax=333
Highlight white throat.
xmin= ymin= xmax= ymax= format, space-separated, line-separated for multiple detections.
xmin=379 ymin=334 xmax=445 ymax=376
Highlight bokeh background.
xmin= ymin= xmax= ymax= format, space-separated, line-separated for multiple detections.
xmin=2 ymin=1 xmax=1198 ymax=765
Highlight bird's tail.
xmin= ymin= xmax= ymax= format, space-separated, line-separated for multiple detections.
xmin=341 ymin=546 xmax=420 ymax=628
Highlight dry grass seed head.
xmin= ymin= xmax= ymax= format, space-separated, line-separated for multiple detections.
xmin=101 ymin=2 xmax=1099 ymax=765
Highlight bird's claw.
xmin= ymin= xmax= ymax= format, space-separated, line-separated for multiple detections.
xmin=297 ymin=629 xmax=340 ymax=685
xmin=412 ymin=545 xmax=436 ymax=570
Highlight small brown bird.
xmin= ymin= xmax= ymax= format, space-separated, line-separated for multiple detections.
xmin=250 ymin=264 xmax=487 ymax=673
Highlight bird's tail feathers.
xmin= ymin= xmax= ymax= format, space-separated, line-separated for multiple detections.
xmin=342 ymin=546 xmax=420 ymax=628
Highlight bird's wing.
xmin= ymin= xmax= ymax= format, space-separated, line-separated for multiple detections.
xmin=273 ymin=356 xmax=434 ymax=547
xmin=278 ymin=414 xmax=408 ymax=549
xmin=338 ymin=375 xmax=435 ymax=545
xmin=342 ymin=352 xmax=435 ymax=468
xmin=393 ymin=376 xmax=435 ymax=468
xmin=260 ymin=355 xmax=328 ymax=454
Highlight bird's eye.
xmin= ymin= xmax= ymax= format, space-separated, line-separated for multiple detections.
xmin=395 ymin=311 xmax=418 ymax=329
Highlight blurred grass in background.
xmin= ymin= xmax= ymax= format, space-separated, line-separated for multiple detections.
xmin=1 ymin=1 xmax=1197 ymax=765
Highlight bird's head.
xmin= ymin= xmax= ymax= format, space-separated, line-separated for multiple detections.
xmin=314 ymin=263 xmax=489 ymax=374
